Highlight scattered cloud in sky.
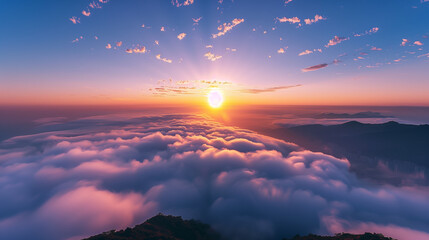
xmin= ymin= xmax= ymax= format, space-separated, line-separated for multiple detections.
xmin=212 ymin=18 xmax=245 ymax=38
xmin=299 ymin=49 xmax=322 ymax=56
xmin=177 ymin=33 xmax=187 ymax=40
xmin=172 ymin=0 xmax=194 ymax=7
xmin=277 ymin=47 xmax=287 ymax=54
xmin=72 ymin=36 xmax=83 ymax=43
xmin=277 ymin=17 xmax=301 ymax=24
xmin=160 ymin=26 xmax=165 ymax=32
xmin=284 ymin=0 xmax=293 ymax=5
xmin=82 ymin=10 xmax=91 ymax=17
xmin=116 ymin=41 xmax=122 ymax=47
xmin=354 ymin=27 xmax=379 ymax=37
xmin=106 ymin=43 xmax=112 ymax=49
xmin=304 ymin=15 xmax=326 ymax=25
xmin=69 ymin=16 xmax=80 ymax=24
xmin=414 ymin=41 xmax=424 ymax=46
xmin=156 ymin=54 xmax=173 ymax=63
xmin=1 ymin=115 xmax=429 ymax=240
xmin=325 ymin=36 xmax=349 ymax=48
xmin=371 ymin=47 xmax=382 ymax=51
xmin=401 ymin=39 xmax=409 ymax=46
xmin=204 ymin=52 xmax=223 ymax=61
xmin=126 ymin=46 xmax=147 ymax=54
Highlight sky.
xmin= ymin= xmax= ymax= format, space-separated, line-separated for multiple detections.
xmin=0 ymin=0 xmax=428 ymax=106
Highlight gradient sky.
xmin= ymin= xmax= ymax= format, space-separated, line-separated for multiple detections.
xmin=0 ymin=0 xmax=428 ymax=106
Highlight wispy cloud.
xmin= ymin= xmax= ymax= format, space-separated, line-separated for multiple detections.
xmin=414 ymin=41 xmax=424 ymax=46
xmin=212 ymin=18 xmax=245 ymax=38
xmin=401 ymin=39 xmax=409 ymax=46
xmin=192 ymin=17 xmax=202 ymax=25
xmin=371 ymin=47 xmax=382 ymax=51
xmin=276 ymin=17 xmax=300 ymax=24
xmin=240 ymin=84 xmax=302 ymax=94
xmin=72 ymin=36 xmax=83 ymax=43
xmin=353 ymin=27 xmax=379 ymax=37
xmin=302 ymin=63 xmax=329 ymax=72
xmin=299 ymin=49 xmax=322 ymax=56
xmin=204 ymin=52 xmax=222 ymax=61
xmin=284 ymin=0 xmax=293 ymax=5
xmin=156 ymin=54 xmax=172 ymax=63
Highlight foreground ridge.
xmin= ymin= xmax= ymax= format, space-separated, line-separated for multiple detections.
xmin=83 ymin=214 xmax=221 ymax=240
xmin=84 ymin=214 xmax=396 ymax=240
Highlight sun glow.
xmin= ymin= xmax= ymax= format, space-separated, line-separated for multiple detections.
xmin=208 ymin=90 xmax=224 ymax=108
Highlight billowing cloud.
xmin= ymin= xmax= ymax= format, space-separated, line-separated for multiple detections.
xmin=177 ymin=33 xmax=187 ymax=40
xmin=204 ymin=52 xmax=222 ymax=61
xmin=304 ymin=15 xmax=326 ymax=25
xmin=0 ymin=114 xmax=429 ymax=240
xmin=172 ymin=0 xmax=194 ymax=7
xmin=240 ymin=84 xmax=302 ymax=94
xmin=325 ymin=36 xmax=349 ymax=48
xmin=212 ymin=18 xmax=245 ymax=39
xmin=156 ymin=54 xmax=173 ymax=63
xmin=302 ymin=63 xmax=329 ymax=72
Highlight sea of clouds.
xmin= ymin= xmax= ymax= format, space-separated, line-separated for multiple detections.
xmin=0 ymin=114 xmax=428 ymax=240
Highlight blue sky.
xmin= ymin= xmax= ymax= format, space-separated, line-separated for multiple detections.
xmin=0 ymin=0 xmax=428 ymax=105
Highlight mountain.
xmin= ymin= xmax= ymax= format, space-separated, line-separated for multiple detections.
xmin=83 ymin=214 xmax=221 ymax=240
xmin=283 ymin=233 xmax=394 ymax=240
xmin=84 ymin=214 xmax=395 ymax=240
xmin=262 ymin=121 xmax=429 ymax=185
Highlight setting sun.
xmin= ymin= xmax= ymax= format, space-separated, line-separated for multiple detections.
xmin=208 ymin=90 xmax=224 ymax=108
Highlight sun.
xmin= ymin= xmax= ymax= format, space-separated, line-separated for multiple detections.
xmin=207 ymin=90 xmax=224 ymax=108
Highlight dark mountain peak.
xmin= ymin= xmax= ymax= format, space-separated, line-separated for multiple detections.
xmin=83 ymin=213 xmax=221 ymax=240
xmin=341 ymin=120 xmax=363 ymax=126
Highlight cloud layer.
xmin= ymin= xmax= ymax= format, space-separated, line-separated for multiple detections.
xmin=0 ymin=115 xmax=429 ymax=240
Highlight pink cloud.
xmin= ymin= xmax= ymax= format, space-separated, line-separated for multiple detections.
xmin=325 ymin=36 xmax=349 ymax=48
xmin=304 ymin=15 xmax=326 ymax=25
xmin=212 ymin=18 xmax=245 ymax=38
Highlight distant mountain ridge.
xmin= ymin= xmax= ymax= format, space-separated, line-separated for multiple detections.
xmin=84 ymin=214 xmax=395 ymax=240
